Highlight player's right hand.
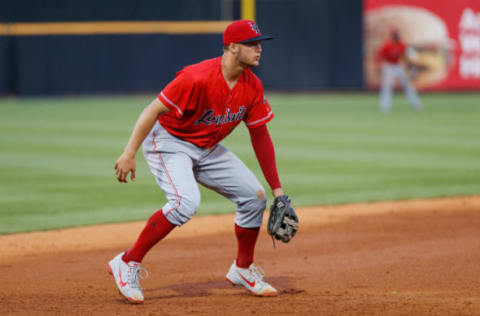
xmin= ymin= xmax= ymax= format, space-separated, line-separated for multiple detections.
xmin=114 ymin=153 xmax=136 ymax=183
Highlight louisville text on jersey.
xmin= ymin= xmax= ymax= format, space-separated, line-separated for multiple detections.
xmin=194 ymin=106 xmax=246 ymax=126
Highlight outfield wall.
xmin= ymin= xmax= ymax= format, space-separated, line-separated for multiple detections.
xmin=0 ymin=0 xmax=364 ymax=96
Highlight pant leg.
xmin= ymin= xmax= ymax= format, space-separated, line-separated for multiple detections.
xmin=379 ymin=64 xmax=395 ymax=113
xmin=194 ymin=144 xmax=267 ymax=228
xmin=397 ymin=67 xmax=422 ymax=109
xmin=142 ymin=124 xmax=201 ymax=226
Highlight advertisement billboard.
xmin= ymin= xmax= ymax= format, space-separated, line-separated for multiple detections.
xmin=364 ymin=0 xmax=480 ymax=90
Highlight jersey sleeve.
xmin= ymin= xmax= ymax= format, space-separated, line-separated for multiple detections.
xmin=249 ymin=125 xmax=281 ymax=190
xmin=158 ymin=71 xmax=197 ymax=118
xmin=244 ymin=81 xmax=274 ymax=128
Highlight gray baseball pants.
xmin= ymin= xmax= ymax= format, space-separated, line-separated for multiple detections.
xmin=380 ymin=63 xmax=422 ymax=113
xmin=142 ymin=122 xmax=267 ymax=228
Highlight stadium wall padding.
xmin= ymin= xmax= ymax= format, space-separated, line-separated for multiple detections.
xmin=0 ymin=37 xmax=11 ymax=94
xmin=256 ymin=0 xmax=364 ymax=90
xmin=0 ymin=0 xmax=363 ymax=95
xmin=13 ymin=35 xmax=223 ymax=95
xmin=0 ymin=1 xmax=224 ymax=22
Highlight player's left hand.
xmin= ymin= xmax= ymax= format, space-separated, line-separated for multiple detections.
xmin=114 ymin=153 xmax=136 ymax=183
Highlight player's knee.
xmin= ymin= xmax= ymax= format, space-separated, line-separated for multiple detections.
xmin=234 ymin=188 xmax=267 ymax=228
xmin=165 ymin=191 xmax=201 ymax=225
xmin=179 ymin=192 xmax=201 ymax=219
xmin=245 ymin=188 xmax=267 ymax=213
xmin=256 ymin=189 xmax=267 ymax=209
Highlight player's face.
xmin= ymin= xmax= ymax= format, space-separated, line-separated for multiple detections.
xmin=237 ymin=41 xmax=263 ymax=67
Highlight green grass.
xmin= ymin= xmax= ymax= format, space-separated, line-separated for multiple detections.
xmin=1 ymin=92 xmax=479 ymax=234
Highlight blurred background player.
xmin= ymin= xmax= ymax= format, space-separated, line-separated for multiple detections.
xmin=108 ymin=20 xmax=290 ymax=303
xmin=376 ymin=30 xmax=422 ymax=113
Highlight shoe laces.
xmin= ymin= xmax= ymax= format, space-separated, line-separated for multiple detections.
xmin=127 ymin=263 xmax=149 ymax=289
xmin=249 ymin=264 xmax=265 ymax=283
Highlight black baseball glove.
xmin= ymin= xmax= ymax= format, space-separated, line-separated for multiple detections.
xmin=267 ymin=195 xmax=299 ymax=243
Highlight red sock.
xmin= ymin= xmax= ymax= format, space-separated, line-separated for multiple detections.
xmin=122 ymin=209 xmax=175 ymax=263
xmin=235 ymin=224 xmax=260 ymax=268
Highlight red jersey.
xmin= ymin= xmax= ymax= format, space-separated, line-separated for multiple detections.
xmin=377 ymin=41 xmax=406 ymax=64
xmin=158 ymin=57 xmax=273 ymax=148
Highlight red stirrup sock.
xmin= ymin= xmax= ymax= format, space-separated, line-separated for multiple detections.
xmin=235 ymin=224 xmax=260 ymax=268
xmin=122 ymin=209 xmax=175 ymax=263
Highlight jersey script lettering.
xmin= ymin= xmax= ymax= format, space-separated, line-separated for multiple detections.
xmin=194 ymin=106 xmax=247 ymax=126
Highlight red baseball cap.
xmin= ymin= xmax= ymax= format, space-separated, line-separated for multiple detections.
xmin=223 ymin=20 xmax=273 ymax=46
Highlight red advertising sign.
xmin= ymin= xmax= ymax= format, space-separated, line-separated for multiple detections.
xmin=364 ymin=0 xmax=480 ymax=90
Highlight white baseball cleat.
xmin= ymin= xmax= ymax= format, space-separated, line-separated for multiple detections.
xmin=225 ymin=260 xmax=278 ymax=297
xmin=108 ymin=252 xmax=148 ymax=304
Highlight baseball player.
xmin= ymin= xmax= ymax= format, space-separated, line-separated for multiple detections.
xmin=377 ymin=30 xmax=422 ymax=113
xmin=108 ymin=20 xmax=291 ymax=303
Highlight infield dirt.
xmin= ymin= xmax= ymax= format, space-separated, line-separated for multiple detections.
xmin=1 ymin=196 xmax=479 ymax=315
